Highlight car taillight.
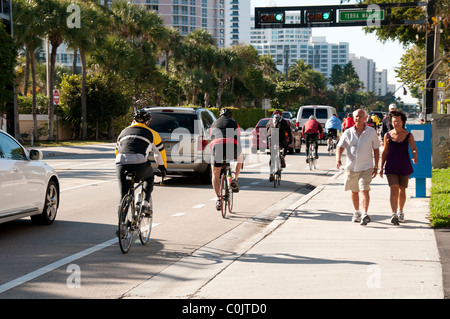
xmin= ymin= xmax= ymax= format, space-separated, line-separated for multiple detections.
xmin=296 ymin=122 xmax=299 ymax=128
xmin=198 ymin=137 xmax=208 ymax=151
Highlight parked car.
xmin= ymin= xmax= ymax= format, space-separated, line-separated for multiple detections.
xmin=251 ymin=118 xmax=270 ymax=153
xmin=145 ymin=107 xmax=217 ymax=183
xmin=251 ymin=116 xmax=301 ymax=154
xmin=0 ymin=129 xmax=60 ymax=225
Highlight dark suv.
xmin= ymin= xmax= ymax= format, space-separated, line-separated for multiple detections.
xmin=145 ymin=107 xmax=216 ymax=183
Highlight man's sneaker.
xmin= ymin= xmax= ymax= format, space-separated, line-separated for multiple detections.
xmin=360 ymin=213 xmax=371 ymax=226
xmin=216 ymin=199 xmax=221 ymax=211
xmin=352 ymin=211 xmax=361 ymax=223
xmin=391 ymin=213 xmax=399 ymax=225
xmin=398 ymin=211 xmax=405 ymax=223
xmin=230 ymin=179 xmax=239 ymax=193
xmin=315 ymin=154 xmax=319 ymax=159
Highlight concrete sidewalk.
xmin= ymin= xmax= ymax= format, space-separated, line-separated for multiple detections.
xmin=126 ymin=172 xmax=443 ymax=299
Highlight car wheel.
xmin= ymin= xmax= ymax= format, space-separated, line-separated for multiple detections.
xmin=31 ymin=180 xmax=59 ymax=225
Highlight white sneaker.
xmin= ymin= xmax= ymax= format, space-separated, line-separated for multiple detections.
xmin=360 ymin=213 xmax=371 ymax=226
xmin=352 ymin=211 xmax=361 ymax=223
xmin=398 ymin=211 xmax=405 ymax=223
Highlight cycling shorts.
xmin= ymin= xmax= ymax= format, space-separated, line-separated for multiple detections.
xmin=327 ymin=129 xmax=338 ymax=138
xmin=211 ymin=143 xmax=242 ymax=168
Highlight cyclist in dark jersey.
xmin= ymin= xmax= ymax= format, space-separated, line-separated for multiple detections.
xmin=210 ymin=108 xmax=243 ymax=211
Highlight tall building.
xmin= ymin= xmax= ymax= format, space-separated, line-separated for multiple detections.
xmin=131 ymin=0 xmax=250 ymax=48
xmin=307 ymin=37 xmax=349 ymax=79
xmin=350 ymin=53 xmax=376 ymax=92
xmin=374 ymin=69 xmax=388 ymax=96
xmin=250 ymin=13 xmax=349 ymax=80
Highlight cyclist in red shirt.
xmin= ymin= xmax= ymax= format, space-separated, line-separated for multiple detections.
xmin=342 ymin=113 xmax=355 ymax=131
xmin=302 ymin=115 xmax=323 ymax=163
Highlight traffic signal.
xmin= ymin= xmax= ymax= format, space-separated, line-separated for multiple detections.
xmin=305 ymin=10 xmax=333 ymax=23
xmin=259 ymin=11 xmax=285 ymax=24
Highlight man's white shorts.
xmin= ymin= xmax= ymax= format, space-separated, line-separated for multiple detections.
xmin=344 ymin=168 xmax=373 ymax=192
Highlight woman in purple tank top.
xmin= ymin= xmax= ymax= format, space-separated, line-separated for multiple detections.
xmin=380 ymin=110 xmax=418 ymax=225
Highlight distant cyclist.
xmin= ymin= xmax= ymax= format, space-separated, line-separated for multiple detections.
xmin=342 ymin=113 xmax=355 ymax=132
xmin=210 ymin=108 xmax=243 ymax=211
xmin=302 ymin=115 xmax=323 ymax=163
xmin=266 ymin=110 xmax=292 ymax=181
xmin=325 ymin=113 xmax=341 ymax=151
xmin=115 ymin=109 xmax=167 ymax=215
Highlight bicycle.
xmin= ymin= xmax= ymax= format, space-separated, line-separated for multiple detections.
xmin=307 ymin=142 xmax=317 ymax=170
xmin=218 ymin=161 xmax=233 ymax=218
xmin=271 ymin=144 xmax=282 ymax=188
xmin=327 ymin=134 xmax=337 ymax=156
xmin=117 ymin=172 xmax=153 ymax=254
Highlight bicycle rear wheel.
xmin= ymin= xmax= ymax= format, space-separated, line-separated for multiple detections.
xmin=138 ymin=197 xmax=153 ymax=245
xmin=219 ymin=173 xmax=227 ymax=218
xmin=118 ymin=194 xmax=134 ymax=254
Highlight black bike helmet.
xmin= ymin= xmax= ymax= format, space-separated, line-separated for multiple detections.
xmin=133 ymin=109 xmax=152 ymax=123
xmin=219 ymin=107 xmax=232 ymax=118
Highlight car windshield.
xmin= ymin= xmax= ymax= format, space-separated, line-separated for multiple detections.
xmin=148 ymin=112 xmax=197 ymax=134
xmin=257 ymin=119 xmax=269 ymax=127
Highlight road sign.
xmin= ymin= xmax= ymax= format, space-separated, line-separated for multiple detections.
xmin=53 ymin=89 xmax=60 ymax=105
xmin=340 ymin=9 xmax=384 ymax=22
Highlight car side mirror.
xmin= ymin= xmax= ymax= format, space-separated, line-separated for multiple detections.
xmin=29 ymin=149 xmax=43 ymax=160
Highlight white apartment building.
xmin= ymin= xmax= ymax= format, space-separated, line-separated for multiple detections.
xmin=374 ymin=69 xmax=388 ymax=96
xmin=350 ymin=53 xmax=376 ymax=92
xmin=250 ymin=13 xmax=349 ymax=79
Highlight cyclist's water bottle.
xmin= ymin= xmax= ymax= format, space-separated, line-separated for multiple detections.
xmin=227 ymin=172 xmax=231 ymax=187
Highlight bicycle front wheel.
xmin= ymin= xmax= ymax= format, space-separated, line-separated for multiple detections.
xmin=139 ymin=197 xmax=153 ymax=245
xmin=219 ymin=173 xmax=227 ymax=218
xmin=118 ymin=194 xmax=134 ymax=254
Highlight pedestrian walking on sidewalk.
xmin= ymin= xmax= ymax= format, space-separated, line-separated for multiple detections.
xmin=336 ymin=109 xmax=380 ymax=225
xmin=379 ymin=110 xmax=418 ymax=225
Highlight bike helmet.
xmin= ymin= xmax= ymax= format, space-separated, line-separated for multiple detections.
xmin=273 ymin=110 xmax=282 ymax=115
xmin=309 ymin=115 xmax=316 ymax=120
xmin=133 ymin=109 xmax=152 ymax=123
xmin=219 ymin=108 xmax=233 ymax=118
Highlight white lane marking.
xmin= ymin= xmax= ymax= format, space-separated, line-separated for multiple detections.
xmin=0 ymin=238 xmax=117 ymax=294
xmin=192 ymin=204 xmax=206 ymax=209
xmin=171 ymin=213 xmax=186 ymax=217
xmin=60 ymin=179 xmax=116 ymax=192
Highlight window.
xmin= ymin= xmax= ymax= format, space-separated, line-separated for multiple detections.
xmin=315 ymin=109 xmax=328 ymax=119
xmin=0 ymin=133 xmax=27 ymax=160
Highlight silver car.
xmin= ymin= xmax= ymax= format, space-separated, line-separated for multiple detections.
xmin=0 ymin=129 xmax=60 ymax=225
xmin=145 ymin=107 xmax=217 ymax=183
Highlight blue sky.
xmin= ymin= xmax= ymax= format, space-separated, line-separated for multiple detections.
xmin=251 ymin=0 xmax=417 ymax=104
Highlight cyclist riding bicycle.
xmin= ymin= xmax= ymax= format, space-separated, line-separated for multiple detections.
xmin=210 ymin=108 xmax=243 ymax=211
xmin=115 ymin=109 xmax=167 ymax=215
xmin=302 ymin=115 xmax=323 ymax=163
xmin=266 ymin=110 xmax=292 ymax=182
xmin=325 ymin=113 xmax=341 ymax=151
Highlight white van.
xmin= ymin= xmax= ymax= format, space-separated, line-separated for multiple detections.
xmin=296 ymin=105 xmax=337 ymax=130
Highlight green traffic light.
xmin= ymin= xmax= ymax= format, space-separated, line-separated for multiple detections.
xmin=275 ymin=13 xmax=283 ymax=21
xmin=323 ymin=12 xmax=330 ymax=20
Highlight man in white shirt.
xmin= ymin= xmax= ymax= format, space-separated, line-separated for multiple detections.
xmin=336 ymin=109 xmax=380 ymax=225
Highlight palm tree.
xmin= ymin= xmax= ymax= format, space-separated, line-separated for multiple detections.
xmin=36 ymin=0 xmax=68 ymax=141
xmin=214 ymin=48 xmax=244 ymax=109
xmin=12 ymin=0 xmax=43 ymax=141
xmin=65 ymin=1 xmax=108 ymax=140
